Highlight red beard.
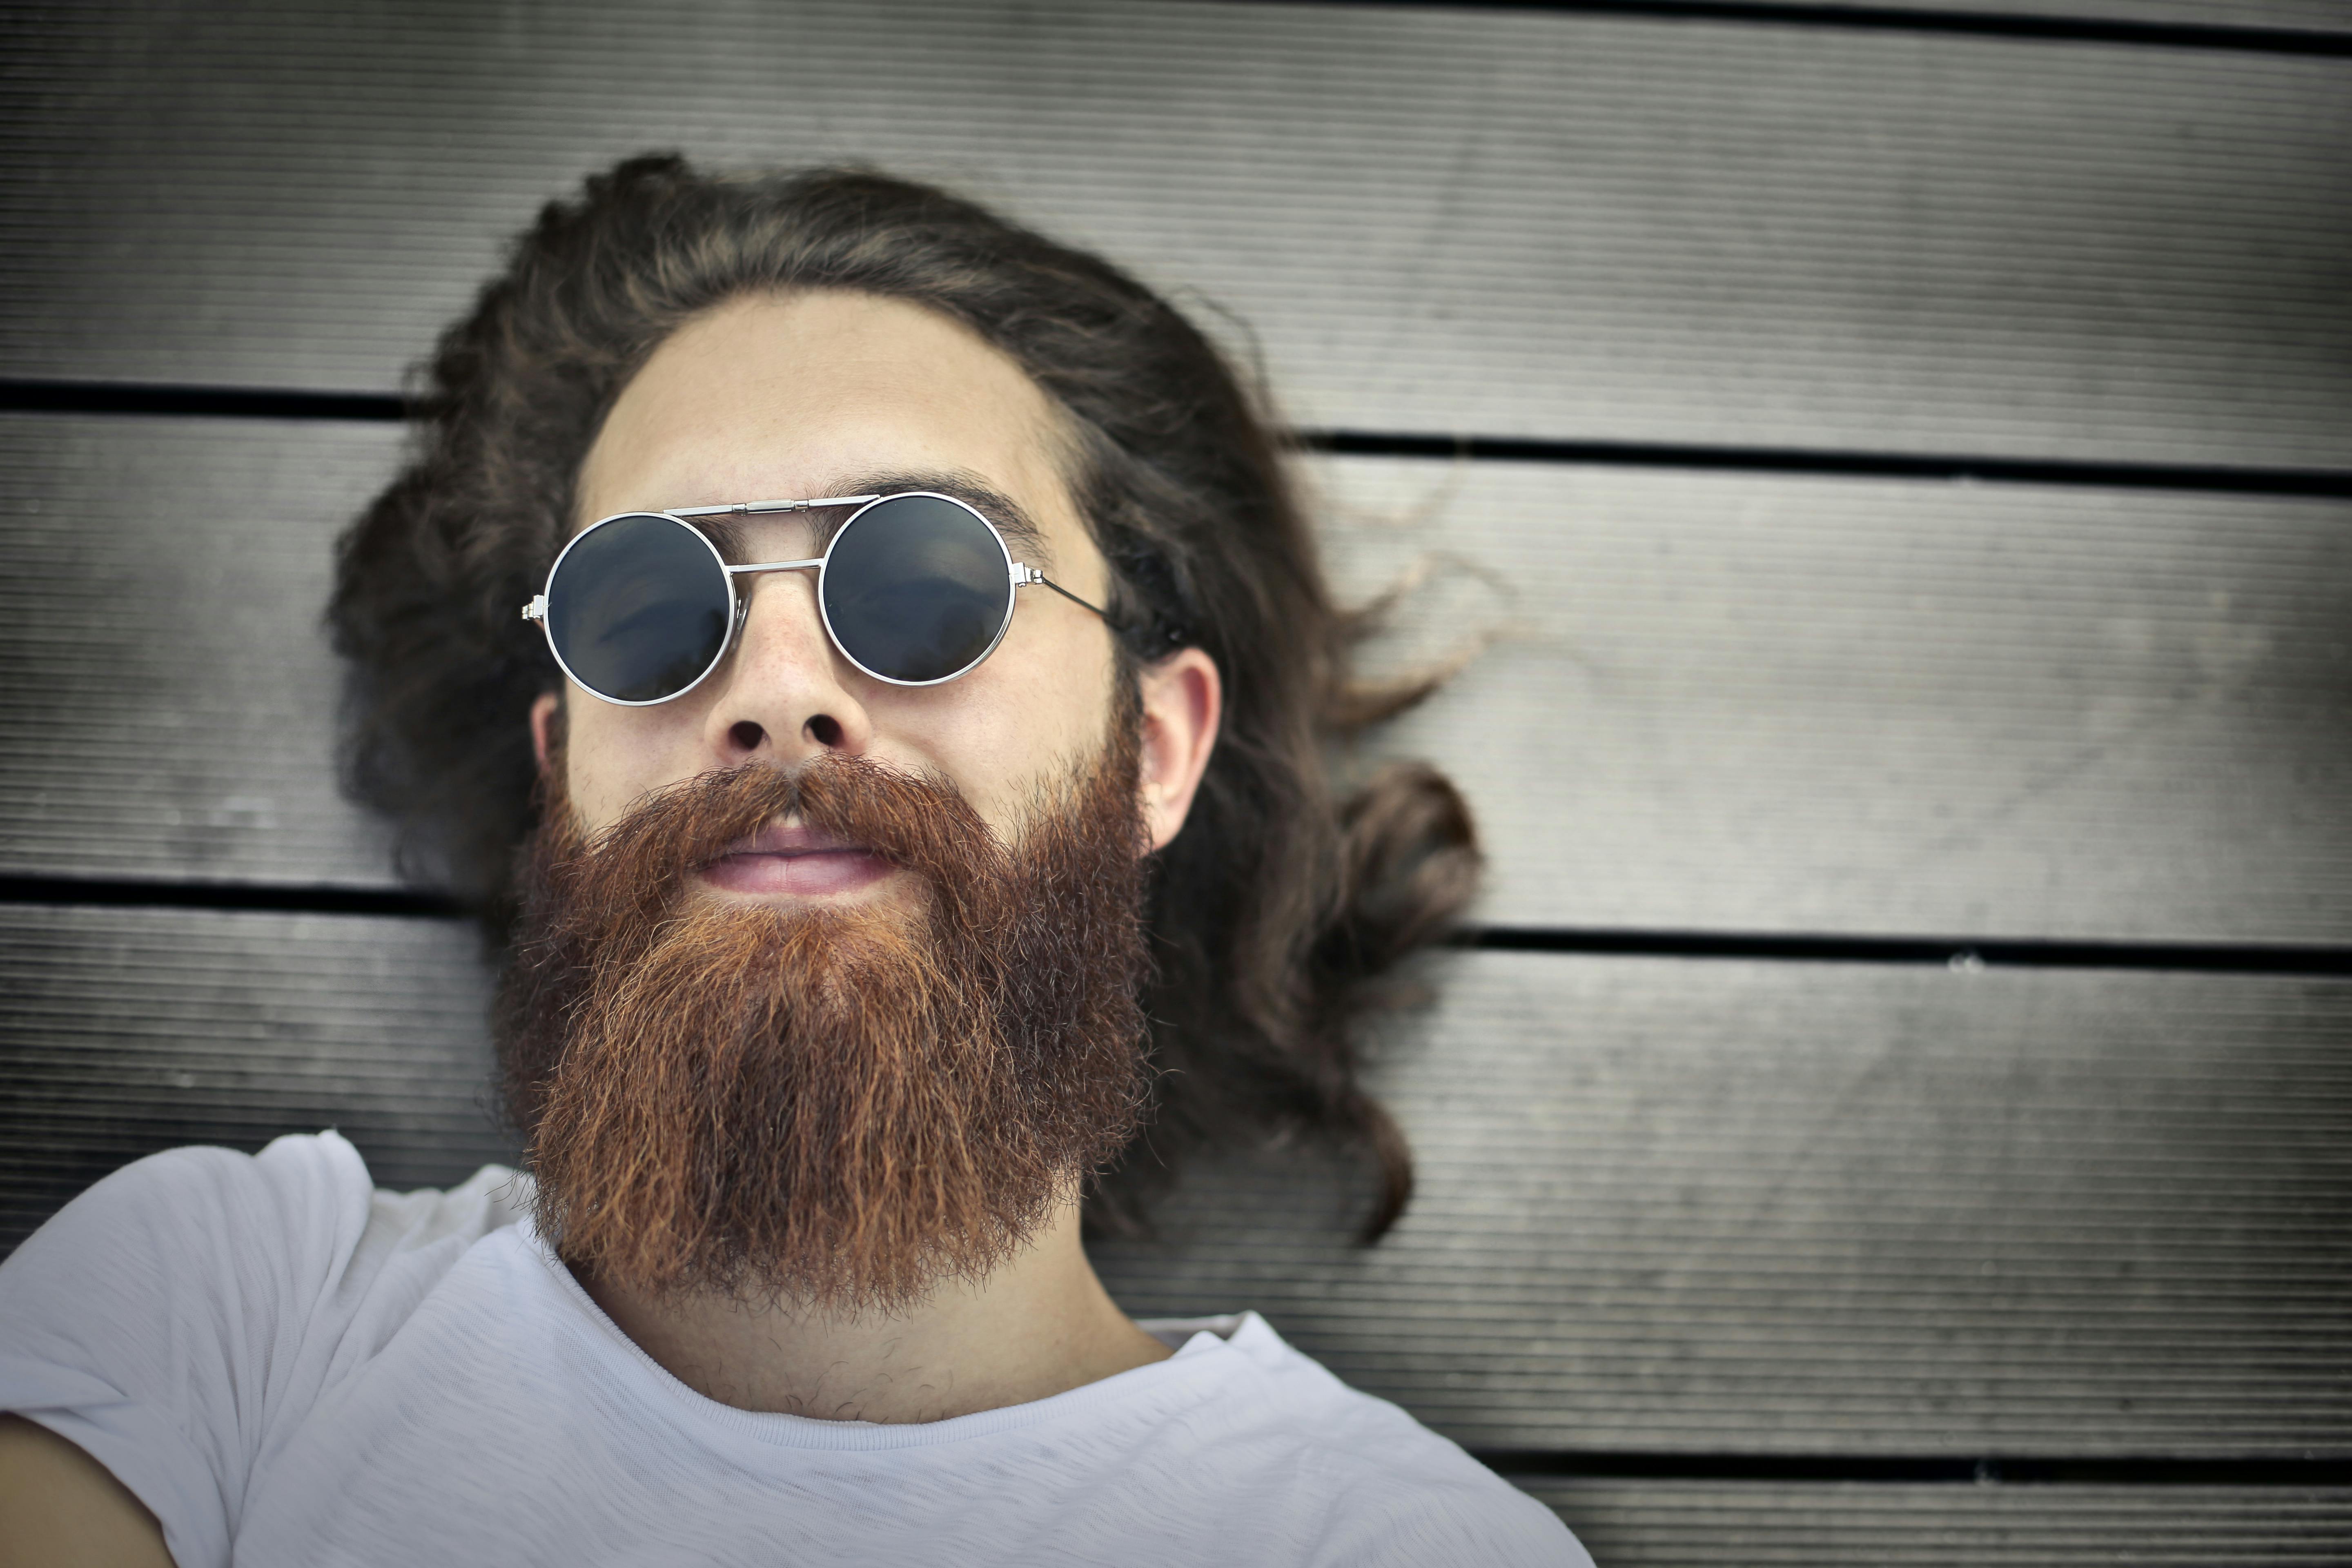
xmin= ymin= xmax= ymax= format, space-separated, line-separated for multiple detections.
xmin=495 ymin=729 xmax=1152 ymax=1312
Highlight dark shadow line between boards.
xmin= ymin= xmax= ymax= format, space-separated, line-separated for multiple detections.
xmin=0 ymin=875 xmax=473 ymax=920
xmin=1298 ymin=429 xmax=2352 ymax=499
xmin=1227 ymin=0 xmax=2352 ymax=58
xmin=1458 ymin=924 xmax=2352 ymax=976
xmin=0 ymin=380 xmax=416 ymax=423
xmin=4 ymin=379 xmax=2348 ymax=499
xmin=3 ymin=875 xmax=2346 ymax=978
xmin=1471 ymin=1449 xmax=2352 ymax=1486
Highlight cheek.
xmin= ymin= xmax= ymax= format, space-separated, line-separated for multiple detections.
xmin=897 ymin=629 xmax=1119 ymax=831
xmin=561 ymin=696 xmax=710 ymax=829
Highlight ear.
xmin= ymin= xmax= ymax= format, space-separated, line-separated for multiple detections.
xmin=529 ymin=691 xmax=562 ymax=776
xmin=1135 ymin=646 xmax=1221 ymax=853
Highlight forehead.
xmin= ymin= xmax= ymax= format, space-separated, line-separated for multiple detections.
xmin=576 ymin=290 xmax=1076 ymax=540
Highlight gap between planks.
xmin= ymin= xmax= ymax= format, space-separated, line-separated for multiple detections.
xmin=1475 ymin=1449 xmax=2352 ymax=1484
xmin=2 ymin=876 xmax=2346 ymax=977
xmin=1242 ymin=0 xmax=2352 ymax=57
xmin=2 ymin=380 xmax=2347 ymax=499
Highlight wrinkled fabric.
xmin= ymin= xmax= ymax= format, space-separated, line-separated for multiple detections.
xmin=0 ymin=1133 xmax=1587 ymax=1568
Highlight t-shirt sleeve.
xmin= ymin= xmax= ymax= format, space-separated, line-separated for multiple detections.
xmin=0 ymin=1132 xmax=377 ymax=1568
xmin=1326 ymin=1481 xmax=1595 ymax=1568
xmin=1299 ymin=1432 xmax=1595 ymax=1568
xmin=1216 ymin=1315 xmax=1593 ymax=1568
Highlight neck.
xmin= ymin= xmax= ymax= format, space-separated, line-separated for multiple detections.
xmin=572 ymin=1200 xmax=1171 ymax=1423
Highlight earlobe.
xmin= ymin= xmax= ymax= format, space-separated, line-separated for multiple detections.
xmin=529 ymin=691 xmax=562 ymax=775
xmin=1135 ymin=648 xmax=1221 ymax=853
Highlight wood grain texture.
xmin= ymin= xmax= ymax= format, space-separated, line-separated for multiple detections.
xmin=8 ymin=414 xmax=2350 ymax=942
xmin=1320 ymin=453 xmax=2352 ymax=941
xmin=0 ymin=416 xmax=402 ymax=889
xmin=0 ymin=904 xmax=514 ymax=1257
xmin=3 ymin=0 xmax=2348 ymax=467
xmin=6 ymin=909 xmax=2343 ymax=1455
xmin=1515 ymin=1479 xmax=2352 ymax=1565
xmin=1094 ymin=949 xmax=2352 ymax=1455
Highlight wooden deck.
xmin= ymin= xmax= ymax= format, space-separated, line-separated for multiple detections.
xmin=2 ymin=0 xmax=2345 ymax=1556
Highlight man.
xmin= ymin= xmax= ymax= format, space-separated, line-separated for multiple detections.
xmin=0 ymin=158 xmax=1588 ymax=1566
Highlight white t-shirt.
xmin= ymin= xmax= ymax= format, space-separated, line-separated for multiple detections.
xmin=0 ymin=1132 xmax=1587 ymax=1568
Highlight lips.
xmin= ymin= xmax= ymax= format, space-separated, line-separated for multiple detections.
xmin=699 ymin=820 xmax=896 ymax=898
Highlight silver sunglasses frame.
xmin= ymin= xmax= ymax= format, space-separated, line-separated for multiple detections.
xmin=521 ymin=490 xmax=1109 ymax=706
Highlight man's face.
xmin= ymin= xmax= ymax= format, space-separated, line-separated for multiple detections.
xmin=552 ymin=289 xmax=1133 ymax=872
xmin=506 ymin=290 xmax=1219 ymax=1307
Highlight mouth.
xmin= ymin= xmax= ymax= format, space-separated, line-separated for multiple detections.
xmin=697 ymin=820 xmax=897 ymax=899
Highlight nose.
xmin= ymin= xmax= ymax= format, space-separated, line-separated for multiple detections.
xmin=701 ymin=569 xmax=873 ymax=764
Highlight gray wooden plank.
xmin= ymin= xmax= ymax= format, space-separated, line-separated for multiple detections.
xmin=0 ymin=904 xmax=513 ymax=1256
xmin=1094 ymin=949 xmax=2352 ymax=1456
xmin=9 ymin=413 xmax=2352 ymax=943
xmin=6 ymin=910 xmax=2344 ymax=1455
xmin=0 ymin=415 xmax=402 ymax=889
xmin=1515 ymin=1479 xmax=2352 ymax=1566
xmin=1320 ymin=454 xmax=2352 ymax=942
xmin=3 ymin=0 xmax=2349 ymax=467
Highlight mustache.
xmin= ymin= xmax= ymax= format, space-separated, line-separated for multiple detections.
xmin=541 ymin=752 xmax=1015 ymax=931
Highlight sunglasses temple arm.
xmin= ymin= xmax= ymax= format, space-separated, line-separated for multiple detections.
xmin=1026 ymin=570 xmax=1116 ymax=624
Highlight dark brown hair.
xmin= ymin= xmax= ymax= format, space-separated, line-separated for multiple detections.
xmin=330 ymin=155 xmax=1478 ymax=1237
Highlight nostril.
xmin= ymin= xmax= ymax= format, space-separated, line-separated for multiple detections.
xmin=806 ymin=713 xmax=843 ymax=748
xmin=728 ymin=720 xmax=764 ymax=753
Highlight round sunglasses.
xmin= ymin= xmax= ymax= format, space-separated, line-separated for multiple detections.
xmin=522 ymin=491 xmax=1111 ymax=705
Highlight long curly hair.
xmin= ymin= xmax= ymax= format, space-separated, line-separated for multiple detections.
xmin=329 ymin=155 xmax=1478 ymax=1238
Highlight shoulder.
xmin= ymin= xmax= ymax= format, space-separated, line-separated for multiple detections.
xmin=7 ymin=1130 xmax=529 ymax=1290
xmin=1 ymin=1132 xmax=379 ymax=1332
xmin=2 ymin=1132 xmax=531 ymax=1375
xmin=1160 ymin=1314 xmax=1592 ymax=1568
xmin=0 ymin=1134 xmax=528 ymax=1568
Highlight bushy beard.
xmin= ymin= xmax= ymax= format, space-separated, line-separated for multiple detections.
xmin=494 ymin=725 xmax=1152 ymax=1314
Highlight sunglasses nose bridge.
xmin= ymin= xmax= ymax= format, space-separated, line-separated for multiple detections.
xmin=704 ymin=566 xmax=875 ymax=759
xmin=726 ymin=560 xmax=824 ymax=625
xmin=727 ymin=560 xmax=848 ymax=673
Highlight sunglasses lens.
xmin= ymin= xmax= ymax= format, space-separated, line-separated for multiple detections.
xmin=546 ymin=513 xmax=732 ymax=703
xmin=822 ymin=495 xmax=1013 ymax=683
